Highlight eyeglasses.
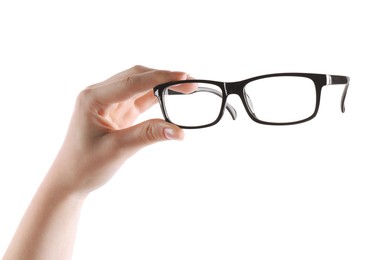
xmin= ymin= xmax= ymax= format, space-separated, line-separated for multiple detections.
xmin=154 ymin=73 xmax=350 ymax=129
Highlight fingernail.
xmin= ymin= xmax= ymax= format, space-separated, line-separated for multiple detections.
xmin=164 ymin=128 xmax=176 ymax=140
xmin=164 ymin=128 xmax=183 ymax=140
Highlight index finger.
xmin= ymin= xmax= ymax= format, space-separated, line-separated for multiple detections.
xmin=92 ymin=69 xmax=188 ymax=105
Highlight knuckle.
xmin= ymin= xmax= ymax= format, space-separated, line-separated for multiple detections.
xmin=123 ymin=74 xmax=138 ymax=89
xmin=131 ymin=65 xmax=146 ymax=74
xmin=76 ymin=88 xmax=95 ymax=107
xmin=140 ymin=123 xmax=160 ymax=145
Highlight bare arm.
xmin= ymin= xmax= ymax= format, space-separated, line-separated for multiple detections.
xmin=3 ymin=65 xmax=187 ymax=260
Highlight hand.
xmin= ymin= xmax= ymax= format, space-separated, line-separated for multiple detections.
xmin=49 ymin=65 xmax=188 ymax=197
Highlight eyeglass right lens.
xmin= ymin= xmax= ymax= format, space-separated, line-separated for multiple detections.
xmin=163 ymin=83 xmax=223 ymax=127
xmin=244 ymin=76 xmax=317 ymax=124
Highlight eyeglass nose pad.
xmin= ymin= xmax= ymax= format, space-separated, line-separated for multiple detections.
xmin=243 ymin=89 xmax=256 ymax=115
xmin=225 ymin=102 xmax=237 ymax=120
xmin=218 ymin=83 xmax=236 ymax=120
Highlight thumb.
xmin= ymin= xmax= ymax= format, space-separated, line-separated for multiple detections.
xmin=114 ymin=119 xmax=185 ymax=155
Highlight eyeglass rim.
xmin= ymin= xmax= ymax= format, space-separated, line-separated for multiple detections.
xmin=153 ymin=73 xmax=350 ymax=129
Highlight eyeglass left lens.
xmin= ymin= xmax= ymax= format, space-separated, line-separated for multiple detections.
xmin=244 ymin=76 xmax=317 ymax=124
xmin=162 ymin=82 xmax=223 ymax=127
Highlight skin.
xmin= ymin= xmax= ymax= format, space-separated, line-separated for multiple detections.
xmin=3 ymin=65 xmax=188 ymax=260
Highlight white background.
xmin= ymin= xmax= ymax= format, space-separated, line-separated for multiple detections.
xmin=0 ymin=1 xmax=389 ymax=259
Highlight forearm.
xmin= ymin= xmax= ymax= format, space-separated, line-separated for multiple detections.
xmin=3 ymin=169 xmax=87 ymax=260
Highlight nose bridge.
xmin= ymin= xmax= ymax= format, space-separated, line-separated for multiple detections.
xmin=225 ymin=81 xmax=245 ymax=96
xmin=224 ymin=80 xmax=255 ymax=114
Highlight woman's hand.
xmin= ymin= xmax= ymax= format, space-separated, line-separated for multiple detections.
xmin=3 ymin=65 xmax=188 ymax=260
xmin=51 ymin=65 xmax=188 ymax=196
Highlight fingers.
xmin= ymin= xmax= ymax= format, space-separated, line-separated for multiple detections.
xmin=167 ymin=82 xmax=199 ymax=94
xmin=92 ymin=68 xmax=188 ymax=105
xmin=112 ymin=119 xmax=184 ymax=156
xmin=81 ymin=65 xmax=188 ymax=157
xmin=105 ymin=65 xmax=155 ymax=81
xmin=134 ymin=76 xmax=199 ymax=113
xmin=133 ymin=90 xmax=159 ymax=114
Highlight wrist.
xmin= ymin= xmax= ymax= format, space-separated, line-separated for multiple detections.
xmin=45 ymin=151 xmax=92 ymax=201
xmin=42 ymin=169 xmax=89 ymax=204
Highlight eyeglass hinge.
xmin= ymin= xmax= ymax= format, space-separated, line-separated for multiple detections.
xmin=223 ymin=82 xmax=228 ymax=94
xmin=326 ymin=75 xmax=332 ymax=85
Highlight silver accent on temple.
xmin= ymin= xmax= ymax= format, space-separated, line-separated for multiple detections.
xmin=326 ymin=75 xmax=332 ymax=85
xmin=223 ymin=82 xmax=228 ymax=94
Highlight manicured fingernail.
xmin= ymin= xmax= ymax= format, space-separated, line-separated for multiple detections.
xmin=164 ymin=128 xmax=176 ymax=140
xmin=164 ymin=128 xmax=184 ymax=140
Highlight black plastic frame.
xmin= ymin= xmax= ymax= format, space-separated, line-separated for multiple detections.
xmin=154 ymin=73 xmax=350 ymax=129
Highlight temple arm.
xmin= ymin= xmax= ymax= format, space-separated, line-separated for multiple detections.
xmin=327 ymin=75 xmax=350 ymax=113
